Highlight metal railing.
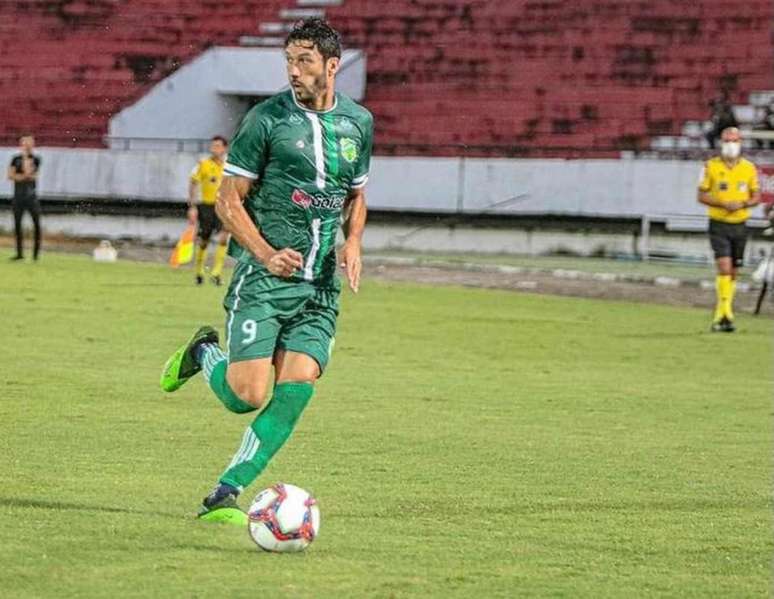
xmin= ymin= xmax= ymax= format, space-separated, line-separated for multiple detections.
xmin=5 ymin=134 xmax=772 ymax=161
xmin=103 ymin=136 xmax=215 ymax=152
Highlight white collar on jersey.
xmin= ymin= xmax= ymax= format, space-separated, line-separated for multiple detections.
xmin=290 ymin=89 xmax=338 ymax=114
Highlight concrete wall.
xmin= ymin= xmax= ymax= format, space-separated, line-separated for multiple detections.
xmin=2 ymin=147 xmax=770 ymax=261
xmin=0 ymin=147 xmax=715 ymax=219
xmin=107 ymin=48 xmax=367 ymax=150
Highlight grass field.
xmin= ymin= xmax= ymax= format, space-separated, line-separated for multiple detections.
xmin=1 ymin=252 xmax=771 ymax=598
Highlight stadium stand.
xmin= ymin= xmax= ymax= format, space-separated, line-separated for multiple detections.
xmin=1 ymin=0 xmax=772 ymax=157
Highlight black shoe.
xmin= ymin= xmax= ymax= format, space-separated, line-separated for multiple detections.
xmin=195 ymin=275 xmax=204 ymax=286
xmin=721 ymin=317 xmax=736 ymax=333
xmin=9 ymin=255 xmax=23 ymax=261
xmin=711 ymin=317 xmax=735 ymax=333
xmin=197 ymin=484 xmax=247 ymax=524
xmin=210 ymin=275 xmax=222 ymax=286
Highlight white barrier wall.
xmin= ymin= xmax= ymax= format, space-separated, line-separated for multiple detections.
xmin=1 ymin=147 xmax=709 ymax=218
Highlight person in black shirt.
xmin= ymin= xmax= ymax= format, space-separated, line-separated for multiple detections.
xmin=7 ymin=135 xmax=42 ymax=261
xmin=705 ymin=96 xmax=739 ymax=150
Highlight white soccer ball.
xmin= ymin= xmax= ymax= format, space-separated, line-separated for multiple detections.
xmin=247 ymin=483 xmax=320 ymax=553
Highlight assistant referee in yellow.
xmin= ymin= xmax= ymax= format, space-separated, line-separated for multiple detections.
xmin=188 ymin=135 xmax=229 ymax=285
xmin=698 ymin=127 xmax=761 ymax=332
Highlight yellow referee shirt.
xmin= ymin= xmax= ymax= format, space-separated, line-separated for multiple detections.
xmin=698 ymin=157 xmax=759 ymax=224
xmin=190 ymin=157 xmax=225 ymax=205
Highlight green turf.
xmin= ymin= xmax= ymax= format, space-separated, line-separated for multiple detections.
xmin=0 ymin=251 xmax=771 ymax=598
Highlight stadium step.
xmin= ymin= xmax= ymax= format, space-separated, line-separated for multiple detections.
xmin=279 ymin=8 xmax=326 ymax=20
xmin=238 ymin=35 xmax=286 ymax=47
xmin=749 ymin=90 xmax=774 ymax=107
xmin=259 ymin=22 xmax=294 ymax=34
xmin=297 ymin=0 xmax=342 ymax=6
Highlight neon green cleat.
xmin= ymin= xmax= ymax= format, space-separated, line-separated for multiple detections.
xmin=160 ymin=326 xmax=219 ymax=392
xmin=198 ymin=507 xmax=248 ymax=526
xmin=197 ymin=485 xmax=248 ymax=526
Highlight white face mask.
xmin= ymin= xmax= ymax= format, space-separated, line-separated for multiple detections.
xmin=721 ymin=141 xmax=741 ymax=159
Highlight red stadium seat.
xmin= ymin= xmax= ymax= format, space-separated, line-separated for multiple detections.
xmin=0 ymin=0 xmax=772 ymax=156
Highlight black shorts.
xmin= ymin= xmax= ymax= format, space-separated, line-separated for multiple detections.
xmin=709 ymin=220 xmax=748 ymax=266
xmin=197 ymin=204 xmax=222 ymax=240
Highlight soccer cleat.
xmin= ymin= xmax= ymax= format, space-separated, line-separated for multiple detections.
xmin=210 ymin=275 xmax=222 ymax=286
xmin=160 ymin=326 xmax=219 ymax=392
xmin=710 ymin=316 xmax=735 ymax=333
xmin=198 ymin=484 xmax=247 ymax=526
xmin=9 ymin=255 xmax=23 ymax=261
xmin=195 ymin=275 xmax=204 ymax=286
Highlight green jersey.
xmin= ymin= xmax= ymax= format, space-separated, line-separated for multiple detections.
xmin=224 ymin=90 xmax=373 ymax=283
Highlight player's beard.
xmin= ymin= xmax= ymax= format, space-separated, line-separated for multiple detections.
xmin=294 ymin=73 xmax=329 ymax=108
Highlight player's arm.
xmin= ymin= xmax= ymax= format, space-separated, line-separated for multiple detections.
xmin=340 ymin=187 xmax=367 ymax=293
xmin=23 ymin=157 xmax=39 ymax=180
xmin=697 ymin=164 xmax=744 ymax=212
xmin=697 ymin=189 xmax=741 ymax=210
xmin=187 ymin=165 xmax=201 ymax=224
xmin=744 ymin=189 xmax=761 ymax=210
xmin=216 ymin=175 xmax=302 ymax=277
xmin=746 ymin=169 xmax=762 ymax=210
xmin=7 ymin=162 xmax=25 ymax=182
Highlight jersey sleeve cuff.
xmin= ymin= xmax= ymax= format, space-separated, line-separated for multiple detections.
xmin=350 ymin=173 xmax=368 ymax=189
xmin=224 ymin=162 xmax=259 ymax=180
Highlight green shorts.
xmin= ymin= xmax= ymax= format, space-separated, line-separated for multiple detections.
xmin=224 ymin=261 xmax=340 ymax=373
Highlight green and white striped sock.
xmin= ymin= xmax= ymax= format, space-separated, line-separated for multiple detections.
xmin=219 ymin=382 xmax=314 ymax=491
xmin=198 ymin=343 xmax=255 ymax=414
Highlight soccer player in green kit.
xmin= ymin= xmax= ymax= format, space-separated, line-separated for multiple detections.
xmin=160 ymin=18 xmax=372 ymax=522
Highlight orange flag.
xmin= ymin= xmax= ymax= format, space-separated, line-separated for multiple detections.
xmin=169 ymin=224 xmax=196 ymax=268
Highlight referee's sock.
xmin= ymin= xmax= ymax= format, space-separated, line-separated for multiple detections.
xmin=211 ymin=243 xmax=228 ymax=278
xmin=195 ymin=245 xmax=207 ymax=278
xmin=714 ymin=274 xmax=732 ymax=322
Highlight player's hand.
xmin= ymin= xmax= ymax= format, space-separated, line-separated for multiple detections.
xmin=725 ymin=201 xmax=744 ymax=212
xmin=265 ymin=248 xmax=304 ymax=278
xmin=187 ymin=206 xmax=198 ymax=224
xmin=340 ymin=240 xmax=362 ymax=293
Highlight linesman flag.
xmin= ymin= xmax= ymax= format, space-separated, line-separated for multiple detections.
xmin=169 ymin=224 xmax=195 ymax=267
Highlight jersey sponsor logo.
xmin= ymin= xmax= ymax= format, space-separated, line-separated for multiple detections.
xmin=340 ymin=138 xmax=358 ymax=163
xmin=291 ymin=188 xmax=346 ymax=211
xmin=292 ymin=188 xmax=313 ymax=209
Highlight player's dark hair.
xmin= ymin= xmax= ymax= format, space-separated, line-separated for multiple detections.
xmin=285 ymin=18 xmax=341 ymax=62
xmin=211 ymin=135 xmax=228 ymax=146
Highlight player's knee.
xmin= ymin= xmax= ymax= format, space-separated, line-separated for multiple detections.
xmin=227 ymin=374 xmax=268 ymax=408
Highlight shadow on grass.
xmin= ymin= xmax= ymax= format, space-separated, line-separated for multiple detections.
xmin=0 ymin=496 xmax=181 ymax=519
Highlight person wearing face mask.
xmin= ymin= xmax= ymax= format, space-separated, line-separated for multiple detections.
xmin=698 ymin=127 xmax=761 ymax=332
